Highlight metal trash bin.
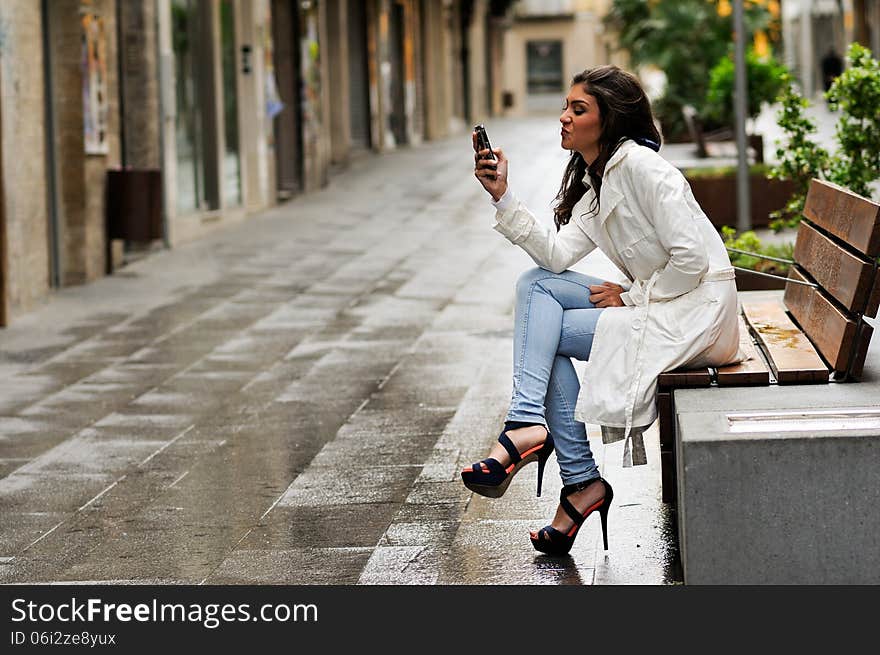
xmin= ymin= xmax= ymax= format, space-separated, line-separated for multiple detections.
xmin=106 ymin=168 xmax=163 ymax=242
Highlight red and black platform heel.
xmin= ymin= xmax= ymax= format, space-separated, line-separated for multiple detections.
xmin=530 ymin=477 xmax=613 ymax=555
xmin=461 ymin=424 xmax=553 ymax=498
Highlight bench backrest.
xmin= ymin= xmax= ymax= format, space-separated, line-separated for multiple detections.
xmin=784 ymin=179 xmax=880 ymax=380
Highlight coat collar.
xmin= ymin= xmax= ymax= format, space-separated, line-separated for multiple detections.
xmin=580 ymin=138 xmax=638 ymax=187
xmin=578 ymin=139 xmax=637 ymax=229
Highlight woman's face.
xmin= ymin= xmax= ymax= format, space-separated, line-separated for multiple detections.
xmin=560 ymin=85 xmax=602 ymax=163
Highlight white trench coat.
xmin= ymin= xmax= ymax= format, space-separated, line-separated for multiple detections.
xmin=491 ymin=139 xmax=744 ymax=466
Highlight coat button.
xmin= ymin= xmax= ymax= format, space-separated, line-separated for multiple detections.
xmin=632 ymin=318 xmax=643 ymax=330
xmin=623 ymin=247 xmax=634 ymax=257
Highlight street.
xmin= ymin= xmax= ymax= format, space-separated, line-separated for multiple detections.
xmin=0 ymin=116 xmax=680 ymax=585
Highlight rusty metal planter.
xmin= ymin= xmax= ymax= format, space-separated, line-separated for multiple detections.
xmin=686 ymin=172 xmax=796 ymax=230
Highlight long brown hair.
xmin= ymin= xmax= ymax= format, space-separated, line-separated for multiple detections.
xmin=554 ymin=66 xmax=661 ymax=229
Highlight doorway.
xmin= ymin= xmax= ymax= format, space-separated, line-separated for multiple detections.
xmin=171 ymin=0 xmax=208 ymax=213
xmin=220 ymin=0 xmax=242 ymax=207
xmin=272 ymin=0 xmax=304 ymax=199
xmin=347 ymin=0 xmax=371 ymax=151
xmin=388 ymin=0 xmax=407 ymax=146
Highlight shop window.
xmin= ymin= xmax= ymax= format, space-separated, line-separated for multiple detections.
xmin=526 ymin=41 xmax=563 ymax=94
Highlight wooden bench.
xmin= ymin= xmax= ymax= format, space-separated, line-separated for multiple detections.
xmin=657 ymin=178 xmax=880 ymax=503
xmin=681 ymin=104 xmax=734 ymax=158
xmin=681 ymin=104 xmax=764 ymax=163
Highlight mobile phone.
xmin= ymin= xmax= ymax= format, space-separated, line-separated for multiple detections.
xmin=474 ymin=124 xmax=496 ymax=160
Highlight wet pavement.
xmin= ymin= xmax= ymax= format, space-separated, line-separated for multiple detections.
xmin=0 ymin=116 xmax=681 ymax=585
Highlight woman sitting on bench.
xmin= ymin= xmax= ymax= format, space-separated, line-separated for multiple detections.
xmin=462 ymin=65 xmax=744 ymax=556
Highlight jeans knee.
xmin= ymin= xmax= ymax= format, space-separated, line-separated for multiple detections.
xmin=515 ymin=267 xmax=549 ymax=299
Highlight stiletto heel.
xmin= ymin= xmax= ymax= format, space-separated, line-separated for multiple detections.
xmin=535 ymin=434 xmax=553 ymax=497
xmin=599 ymin=493 xmax=610 ymax=551
xmin=530 ymin=477 xmax=613 ymax=556
xmin=461 ymin=424 xmax=553 ymax=499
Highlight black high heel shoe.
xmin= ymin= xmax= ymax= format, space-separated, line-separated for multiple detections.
xmin=460 ymin=423 xmax=554 ymax=498
xmin=530 ymin=477 xmax=613 ymax=555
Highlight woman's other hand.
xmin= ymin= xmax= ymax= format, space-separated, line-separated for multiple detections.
xmin=472 ymin=131 xmax=508 ymax=202
xmin=589 ymin=282 xmax=625 ymax=308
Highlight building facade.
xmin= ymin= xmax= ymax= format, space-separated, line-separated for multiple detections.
xmin=0 ymin=0 xmax=124 ymax=328
xmin=0 ymin=0 xmax=517 ymax=327
xmin=498 ymin=0 xmax=624 ymax=116
xmin=782 ymin=0 xmax=880 ymax=99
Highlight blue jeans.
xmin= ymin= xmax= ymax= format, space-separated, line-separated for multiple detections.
xmin=506 ymin=267 xmax=606 ymax=486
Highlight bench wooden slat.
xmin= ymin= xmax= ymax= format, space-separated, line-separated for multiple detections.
xmin=849 ymin=320 xmax=875 ymax=380
xmin=793 ymin=221 xmax=878 ymax=313
xmin=742 ymin=299 xmax=829 ymax=383
xmin=716 ymin=315 xmax=771 ymax=385
xmin=784 ymin=266 xmax=859 ymax=372
xmin=803 ymin=179 xmax=880 ymax=257
xmin=658 ymin=368 xmax=711 ymax=389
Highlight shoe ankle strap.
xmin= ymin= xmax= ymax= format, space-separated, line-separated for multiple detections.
xmin=561 ymin=477 xmax=601 ymax=497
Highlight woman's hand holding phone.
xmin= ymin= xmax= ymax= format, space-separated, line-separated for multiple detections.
xmin=472 ymin=129 xmax=508 ymax=202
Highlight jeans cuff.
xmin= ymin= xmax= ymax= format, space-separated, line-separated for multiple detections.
xmin=561 ymin=470 xmax=600 ymax=487
xmin=505 ymin=413 xmax=547 ymax=429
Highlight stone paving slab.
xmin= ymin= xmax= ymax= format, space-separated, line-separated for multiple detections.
xmin=206 ymin=548 xmax=375 ymax=585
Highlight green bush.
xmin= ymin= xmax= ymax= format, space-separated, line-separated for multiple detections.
xmin=770 ymin=43 xmax=880 ymax=230
xmin=604 ymin=0 xmax=775 ymax=141
xmin=825 ymin=44 xmax=880 ymax=199
xmin=766 ymin=73 xmax=829 ymax=230
xmin=721 ymin=226 xmax=793 ymax=274
xmin=705 ymin=49 xmax=787 ymax=127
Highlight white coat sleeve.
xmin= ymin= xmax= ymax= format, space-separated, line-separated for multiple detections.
xmin=491 ymin=191 xmax=597 ymax=274
xmin=621 ymin=166 xmax=709 ymax=305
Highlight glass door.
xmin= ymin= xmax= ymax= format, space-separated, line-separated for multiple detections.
xmin=220 ymin=0 xmax=241 ymax=207
xmin=171 ymin=0 xmax=205 ymax=213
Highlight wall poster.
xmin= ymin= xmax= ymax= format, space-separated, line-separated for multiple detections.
xmin=300 ymin=0 xmax=322 ymax=148
xmin=81 ymin=10 xmax=109 ymax=155
xmin=264 ymin=1 xmax=284 ymax=136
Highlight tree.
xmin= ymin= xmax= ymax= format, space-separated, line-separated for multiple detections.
xmin=825 ymin=43 xmax=880 ymax=199
xmin=604 ymin=0 xmax=775 ymax=139
xmin=704 ymin=49 xmax=787 ymax=128
xmin=770 ymin=43 xmax=880 ymax=230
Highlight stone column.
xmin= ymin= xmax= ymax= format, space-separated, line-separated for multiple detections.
xmin=46 ymin=0 xmax=121 ymax=285
xmin=0 ymin=35 xmax=7 ymax=326
xmin=419 ymin=0 xmax=449 ymax=141
xmin=366 ymin=0 xmax=384 ymax=149
xmin=238 ymin=0 xmax=263 ymax=210
xmin=317 ymin=0 xmax=332 ymax=184
xmin=467 ymin=0 xmax=489 ymax=124
xmin=326 ymin=0 xmax=351 ymax=166
xmin=118 ymin=0 xmax=161 ymax=169
xmin=0 ymin=0 xmax=51 ymax=321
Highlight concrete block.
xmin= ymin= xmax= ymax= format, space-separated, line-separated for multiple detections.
xmin=675 ymin=326 xmax=880 ymax=584
xmin=675 ymin=320 xmax=880 ymax=584
xmin=677 ymin=422 xmax=880 ymax=584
